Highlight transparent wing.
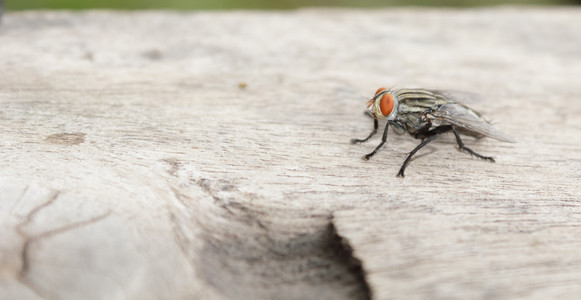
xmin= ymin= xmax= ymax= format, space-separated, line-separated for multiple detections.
xmin=430 ymin=103 xmax=516 ymax=143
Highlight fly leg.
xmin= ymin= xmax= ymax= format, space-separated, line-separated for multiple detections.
xmin=362 ymin=121 xmax=389 ymax=160
xmin=397 ymin=126 xmax=452 ymax=177
xmin=452 ymin=127 xmax=495 ymax=162
xmin=351 ymin=118 xmax=378 ymax=144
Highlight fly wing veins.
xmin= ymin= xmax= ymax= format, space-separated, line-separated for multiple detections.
xmin=429 ymin=103 xmax=516 ymax=143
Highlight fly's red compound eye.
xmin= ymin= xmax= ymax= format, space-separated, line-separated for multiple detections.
xmin=375 ymin=87 xmax=387 ymax=96
xmin=367 ymin=87 xmax=387 ymax=109
xmin=379 ymin=92 xmax=395 ymax=116
xmin=367 ymin=87 xmax=388 ymax=110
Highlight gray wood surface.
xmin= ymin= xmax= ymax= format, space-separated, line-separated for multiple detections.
xmin=1 ymin=8 xmax=580 ymax=300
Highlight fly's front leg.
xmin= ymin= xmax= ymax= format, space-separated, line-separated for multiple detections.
xmin=452 ymin=127 xmax=495 ymax=162
xmin=363 ymin=121 xmax=389 ymax=160
xmin=351 ymin=118 xmax=378 ymax=144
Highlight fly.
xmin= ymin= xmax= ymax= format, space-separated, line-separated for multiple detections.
xmin=351 ymin=87 xmax=516 ymax=177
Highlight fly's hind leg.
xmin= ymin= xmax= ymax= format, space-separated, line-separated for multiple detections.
xmin=397 ymin=125 xmax=452 ymax=177
xmin=452 ymin=127 xmax=495 ymax=162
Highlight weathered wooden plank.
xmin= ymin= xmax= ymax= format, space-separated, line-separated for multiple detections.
xmin=1 ymin=8 xmax=580 ymax=300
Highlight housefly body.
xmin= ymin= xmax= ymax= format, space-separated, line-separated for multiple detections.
xmin=351 ymin=87 xmax=515 ymax=177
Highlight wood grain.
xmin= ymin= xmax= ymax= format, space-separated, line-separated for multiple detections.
xmin=1 ymin=8 xmax=580 ymax=299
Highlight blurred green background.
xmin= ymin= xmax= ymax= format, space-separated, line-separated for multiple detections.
xmin=4 ymin=0 xmax=579 ymax=10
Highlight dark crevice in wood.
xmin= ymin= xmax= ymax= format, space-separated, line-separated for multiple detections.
xmin=327 ymin=218 xmax=372 ymax=300
xmin=166 ymin=177 xmax=373 ymax=299
xmin=198 ymin=219 xmax=374 ymax=300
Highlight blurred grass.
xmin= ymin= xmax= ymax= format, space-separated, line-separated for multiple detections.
xmin=5 ymin=0 xmax=578 ymax=10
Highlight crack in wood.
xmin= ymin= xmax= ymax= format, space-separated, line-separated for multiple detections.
xmin=14 ymin=189 xmax=111 ymax=300
xmin=15 ymin=191 xmax=61 ymax=236
xmin=198 ymin=213 xmax=372 ymax=300
xmin=167 ymin=178 xmax=371 ymax=299
xmin=328 ymin=216 xmax=372 ymax=300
